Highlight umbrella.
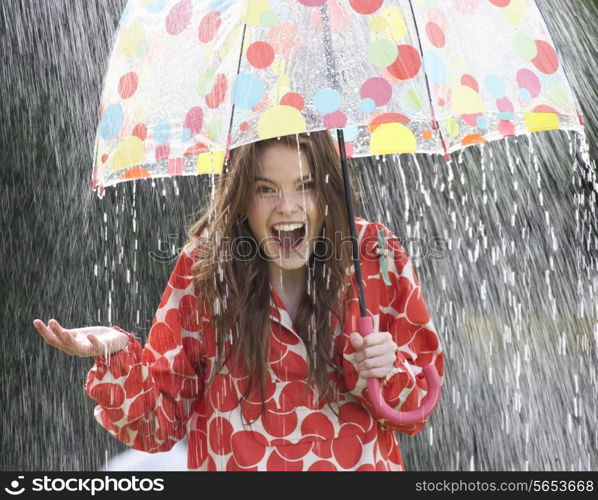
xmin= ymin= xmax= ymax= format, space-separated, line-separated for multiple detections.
xmin=91 ymin=0 xmax=584 ymax=425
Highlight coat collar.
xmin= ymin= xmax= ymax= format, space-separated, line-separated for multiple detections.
xmin=269 ymin=285 xmax=298 ymax=335
xmin=268 ymin=281 xmax=354 ymax=338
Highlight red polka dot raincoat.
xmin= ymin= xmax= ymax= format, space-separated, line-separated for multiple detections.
xmin=85 ymin=217 xmax=444 ymax=471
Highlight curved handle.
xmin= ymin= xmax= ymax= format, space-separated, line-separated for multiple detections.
xmin=358 ymin=316 xmax=441 ymax=426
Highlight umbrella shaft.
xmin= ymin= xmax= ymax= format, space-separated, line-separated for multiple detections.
xmin=337 ymin=129 xmax=367 ymax=318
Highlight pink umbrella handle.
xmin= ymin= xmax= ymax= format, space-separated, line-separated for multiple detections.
xmin=358 ymin=316 xmax=441 ymax=426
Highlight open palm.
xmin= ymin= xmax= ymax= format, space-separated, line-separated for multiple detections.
xmin=33 ymin=319 xmax=128 ymax=357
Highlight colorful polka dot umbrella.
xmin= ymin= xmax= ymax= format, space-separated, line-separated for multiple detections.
xmin=93 ymin=0 xmax=584 ymax=195
xmin=92 ymin=0 xmax=584 ymax=425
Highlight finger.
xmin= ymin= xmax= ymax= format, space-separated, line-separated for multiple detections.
xmin=48 ymin=319 xmax=71 ymax=336
xmin=48 ymin=320 xmax=86 ymax=355
xmin=34 ymin=320 xmax=80 ymax=356
xmin=354 ymin=339 xmax=397 ymax=362
xmin=349 ymin=333 xmax=364 ymax=350
xmin=33 ymin=319 xmax=62 ymax=348
xmin=358 ymin=352 xmax=396 ymax=371
xmin=360 ymin=331 xmax=393 ymax=348
xmin=48 ymin=319 xmax=75 ymax=343
xmin=354 ymin=342 xmax=395 ymax=362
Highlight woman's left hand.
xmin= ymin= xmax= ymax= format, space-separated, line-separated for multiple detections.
xmin=349 ymin=332 xmax=398 ymax=379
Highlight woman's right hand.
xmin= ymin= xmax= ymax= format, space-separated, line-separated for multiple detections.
xmin=33 ymin=319 xmax=129 ymax=357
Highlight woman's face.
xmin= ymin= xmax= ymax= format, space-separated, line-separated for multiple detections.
xmin=245 ymin=143 xmax=324 ymax=274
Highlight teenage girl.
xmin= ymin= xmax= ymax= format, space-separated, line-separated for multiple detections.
xmin=34 ymin=130 xmax=444 ymax=471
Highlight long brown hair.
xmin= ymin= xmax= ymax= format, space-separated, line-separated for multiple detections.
xmin=187 ymin=131 xmax=357 ymax=417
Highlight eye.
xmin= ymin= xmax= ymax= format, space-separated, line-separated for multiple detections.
xmin=256 ymin=185 xmax=275 ymax=194
xmin=300 ymin=181 xmax=315 ymax=191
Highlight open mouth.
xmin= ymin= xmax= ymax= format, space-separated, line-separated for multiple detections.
xmin=270 ymin=223 xmax=307 ymax=251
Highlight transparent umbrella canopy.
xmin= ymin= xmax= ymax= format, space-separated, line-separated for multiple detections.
xmin=91 ymin=0 xmax=585 ymax=426
xmin=93 ymin=0 xmax=584 ymax=193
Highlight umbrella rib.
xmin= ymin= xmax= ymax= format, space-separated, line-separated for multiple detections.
xmin=224 ymin=20 xmax=248 ymax=163
xmin=532 ymin=0 xmax=585 ymax=127
xmin=406 ymin=0 xmax=450 ymax=160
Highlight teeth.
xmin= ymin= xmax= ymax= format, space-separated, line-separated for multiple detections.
xmin=272 ymin=223 xmax=305 ymax=232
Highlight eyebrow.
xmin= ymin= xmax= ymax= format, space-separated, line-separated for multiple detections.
xmin=254 ymin=174 xmax=313 ymax=184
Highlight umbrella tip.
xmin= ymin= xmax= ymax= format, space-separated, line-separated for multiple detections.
xmin=444 ymin=153 xmax=452 ymax=164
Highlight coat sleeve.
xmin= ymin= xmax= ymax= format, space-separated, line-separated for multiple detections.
xmin=85 ymin=241 xmax=206 ymax=452
xmin=342 ymin=222 xmax=444 ymax=436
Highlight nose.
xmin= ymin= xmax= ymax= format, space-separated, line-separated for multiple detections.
xmin=276 ymin=188 xmax=307 ymax=213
